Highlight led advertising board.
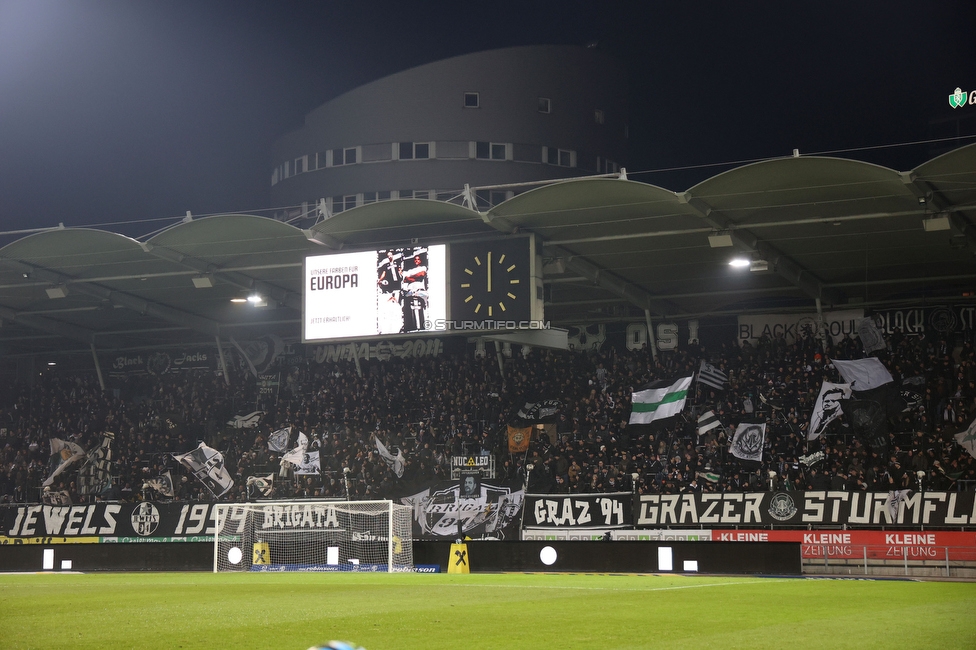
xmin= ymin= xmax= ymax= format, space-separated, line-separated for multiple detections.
xmin=304 ymin=245 xmax=446 ymax=341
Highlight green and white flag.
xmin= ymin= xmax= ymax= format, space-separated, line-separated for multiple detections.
xmin=629 ymin=376 xmax=693 ymax=424
xmin=954 ymin=417 xmax=976 ymax=460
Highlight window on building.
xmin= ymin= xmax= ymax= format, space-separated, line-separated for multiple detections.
xmin=316 ymin=152 xmax=328 ymax=169
xmin=594 ymin=109 xmax=605 ymax=124
xmin=332 ymin=195 xmax=357 ymax=213
xmin=463 ymin=92 xmax=480 ymax=108
xmin=476 ymin=142 xmax=507 ymax=160
xmin=538 ymin=97 xmax=551 ymax=113
xmin=473 ymin=189 xmax=510 ymax=210
xmin=332 ymin=147 xmax=357 ymax=166
xmin=545 ymin=147 xmax=575 ymax=167
xmin=294 ymin=157 xmax=305 ymax=174
xmin=398 ymin=142 xmax=431 ymax=160
xmin=283 ymin=160 xmax=290 ymax=178
xmin=363 ymin=191 xmax=391 ymax=204
xmin=598 ymin=157 xmax=618 ymax=174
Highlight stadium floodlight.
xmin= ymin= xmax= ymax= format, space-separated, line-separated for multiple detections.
xmin=212 ymin=500 xmax=414 ymax=573
xmin=728 ymin=258 xmax=750 ymax=268
xmin=191 ymin=275 xmax=214 ymax=288
xmin=922 ymin=215 xmax=950 ymax=232
xmin=708 ymin=232 xmax=733 ymax=248
xmin=45 ymin=284 xmax=68 ymax=299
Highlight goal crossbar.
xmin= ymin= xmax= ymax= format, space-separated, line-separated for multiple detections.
xmin=212 ymin=500 xmax=413 ymax=573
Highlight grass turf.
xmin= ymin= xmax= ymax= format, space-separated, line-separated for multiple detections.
xmin=1 ymin=572 xmax=975 ymax=649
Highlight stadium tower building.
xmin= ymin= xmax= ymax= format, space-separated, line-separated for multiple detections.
xmin=269 ymin=45 xmax=629 ymax=221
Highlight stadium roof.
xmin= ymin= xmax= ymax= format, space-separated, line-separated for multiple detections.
xmin=1 ymin=143 xmax=974 ymax=358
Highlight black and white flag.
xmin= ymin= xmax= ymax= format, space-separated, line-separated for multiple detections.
xmin=857 ymin=317 xmax=887 ymax=355
xmin=78 ymin=431 xmax=115 ymax=496
xmin=730 ymin=422 xmax=765 ymax=462
xmin=144 ymin=471 xmax=175 ymax=498
xmin=375 ymin=436 xmax=405 ymax=478
xmin=516 ymin=400 xmax=562 ymax=424
xmin=247 ymin=473 xmax=274 ymax=498
xmin=808 ymin=382 xmax=852 ymax=440
xmin=41 ymin=488 xmax=72 ymax=505
xmin=268 ymin=426 xmax=291 ymax=453
xmin=697 ymin=410 xmax=723 ymax=439
xmin=697 ymin=360 xmax=728 ymax=390
xmin=294 ymin=450 xmax=321 ymax=475
xmin=43 ymin=438 xmax=86 ymax=487
xmin=227 ymin=411 xmax=263 ymax=429
xmin=280 ymin=431 xmax=308 ymax=468
xmin=886 ymin=489 xmax=912 ymax=521
xmin=174 ymin=442 xmax=234 ymax=497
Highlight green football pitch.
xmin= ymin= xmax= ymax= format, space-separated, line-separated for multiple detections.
xmin=1 ymin=572 xmax=974 ymax=649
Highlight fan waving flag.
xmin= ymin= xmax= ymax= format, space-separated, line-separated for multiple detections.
xmin=830 ymin=358 xmax=893 ymax=391
xmin=281 ymin=431 xmax=308 ymax=467
xmin=954 ymin=417 xmax=976 ymax=460
xmin=375 ymin=436 xmax=406 ymax=478
xmin=247 ymin=473 xmax=274 ymax=498
xmin=730 ymin=422 xmax=765 ymax=462
xmin=268 ymin=426 xmax=291 ymax=453
xmin=808 ymin=382 xmax=852 ymax=440
xmin=174 ymin=442 xmax=234 ymax=497
xmin=144 ymin=471 xmax=175 ymax=497
xmin=629 ymin=376 xmax=693 ymax=424
xmin=697 ymin=361 xmax=728 ymax=390
xmin=78 ymin=431 xmax=115 ymax=496
xmin=697 ymin=410 xmax=723 ymax=439
xmin=507 ymin=425 xmax=531 ymax=453
xmin=43 ymin=438 xmax=86 ymax=487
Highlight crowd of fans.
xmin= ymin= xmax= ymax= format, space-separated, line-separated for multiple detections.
xmin=1 ymin=325 xmax=974 ymax=506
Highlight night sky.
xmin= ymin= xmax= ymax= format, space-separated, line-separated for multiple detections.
xmin=1 ymin=0 xmax=974 ymax=236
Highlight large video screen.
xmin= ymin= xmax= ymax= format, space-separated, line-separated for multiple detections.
xmin=304 ymin=245 xmax=446 ymax=341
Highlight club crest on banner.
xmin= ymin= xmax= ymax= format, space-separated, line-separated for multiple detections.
xmin=767 ymin=493 xmax=797 ymax=522
xmin=130 ymin=502 xmax=161 ymax=536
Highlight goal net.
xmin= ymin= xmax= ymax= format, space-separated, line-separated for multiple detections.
xmin=212 ymin=500 xmax=414 ymax=573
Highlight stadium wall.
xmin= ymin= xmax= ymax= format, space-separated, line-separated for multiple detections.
xmin=0 ymin=540 xmax=799 ymax=575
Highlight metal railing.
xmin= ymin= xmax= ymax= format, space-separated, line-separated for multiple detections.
xmin=804 ymin=544 xmax=976 ymax=577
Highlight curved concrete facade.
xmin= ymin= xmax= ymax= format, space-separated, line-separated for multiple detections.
xmin=270 ymin=45 xmax=628 ymax=214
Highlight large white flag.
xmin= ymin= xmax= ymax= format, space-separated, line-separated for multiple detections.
xmin=43 ymin=438 xmax=86 ymax=487
xmin=954 ymin=418 xmax=976 ymax=460
xmin=830 ymin=358 xmax=893 ymax=392
xmin=281 ymin=431 xmax=309 ymax=467
xmin=294 ymin=449 xmax=321 ymax=475
xmin=375 ymin=437 xmax=405 ymax=478
xmin=174 ymin=442 xmax=234 ymax=497
xmin=629 ymin=376 xmax=693 ymax=424
xmin=730 ymin=422 xmax=765 ymax=462
xmin=886 ymin=489 xmax=912 ymax=521
xmin=808 ymin=382 xmax=852 ymax=440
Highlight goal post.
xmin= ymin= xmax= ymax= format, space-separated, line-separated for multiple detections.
xmin=212 ymin=500 xmax=414 ymax=573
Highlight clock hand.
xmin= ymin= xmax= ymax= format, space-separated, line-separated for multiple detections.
xmin=487 ymin=251 xmax=492 ymax=293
